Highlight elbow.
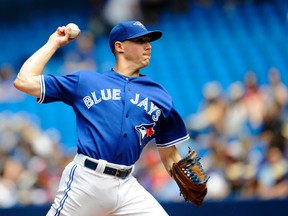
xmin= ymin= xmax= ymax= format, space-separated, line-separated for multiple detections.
xmin=13 ymin=78 xmax=21 ymax=90
xmin=13 ymin=75 xmax=30 ymax=93
xmin=13 ymin=75 xmax=40 ymax=97
xmin=13 ymin=77 xmax=24 ymax=91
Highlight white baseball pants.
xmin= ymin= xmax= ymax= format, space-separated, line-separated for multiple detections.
xmin=46 ymin=154 xmax=168 ymax=216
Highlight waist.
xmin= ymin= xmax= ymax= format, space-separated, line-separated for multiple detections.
xmin=73 ymin=154 xmax=134 ymax=179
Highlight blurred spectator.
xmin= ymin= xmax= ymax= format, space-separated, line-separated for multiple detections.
xmin=224 ymin=81 xmax=248 ymax=138
xmin=259 ymin=100 xmax=286 ymax=153
xmin=103 ymin=0 xmax=143 ymax=28
xmin=258 ymin=68 xmax=287 ymax=154
xmin=0 ymin=156 xmax=19 ymax=207
xmin=61 ymin=31 xmax=98 ymax=75
xmin=262 ymin=67 xmax=288 ymax=113
xmin=205 ymin=137 xmax=231 ymax=200
xmin=0 ymin=112 xmax=70 ymax=207
xmin=256 ymin=145 xmax=288 ymax=199
xmin=224 ymin=139 xmax=257 ymax=199
xmin=186 ymin=81 xmax=228 ymax=135
xmin=242 ymin=71 xmax=265 ymax=133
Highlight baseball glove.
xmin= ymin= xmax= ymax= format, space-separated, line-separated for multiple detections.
xmin=171 ymin=147 xmax=209 ymax=206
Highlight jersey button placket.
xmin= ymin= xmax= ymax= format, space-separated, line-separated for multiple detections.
xmin=126 ymin=84 xmax=130 ymax=118
xmin=123 ymin=78 xmax=130 ymax=139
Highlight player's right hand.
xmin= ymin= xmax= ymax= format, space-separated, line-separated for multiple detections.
xmin=47 ymin=26 xmax=77 ymax=49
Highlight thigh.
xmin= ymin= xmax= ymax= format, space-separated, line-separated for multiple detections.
xmin=46 ymin=162 xmax=118 ymax=216
xmin=113 ymin=177 xmax=168 ymax=216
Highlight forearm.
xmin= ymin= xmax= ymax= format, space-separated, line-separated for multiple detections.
xmin=14 ymin=42 xmax=58 ymax=96
xmin=14 ymin=26 xmax=77 ymax=97
xmin=158 ymin=146 xmax=181 ymax=176
xmin=19 ymin=42 xmax=58 ymax=78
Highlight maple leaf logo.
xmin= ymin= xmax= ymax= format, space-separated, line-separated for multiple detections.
xmin=135 ymin=123 xmax=156 ymax=145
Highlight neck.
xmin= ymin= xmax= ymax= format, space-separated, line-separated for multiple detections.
xmin=113 ymin=65 xmax=140 ymax=77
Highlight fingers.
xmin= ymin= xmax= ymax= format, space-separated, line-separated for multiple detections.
xmin=56 ymin=26 xmax=67 ymax=36
xmin=48 ymin=25 xmax=79 ymax=49
xmin=58 ymin=26 xmax=80 ymax=41
xmin=57 ymin=25 xmax=76 ymax=41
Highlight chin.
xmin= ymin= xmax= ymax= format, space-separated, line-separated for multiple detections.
xmin=143 ymin=60 xmax=150 ymax=67
xmin=145 ymin=57 xmax=151 ymax=62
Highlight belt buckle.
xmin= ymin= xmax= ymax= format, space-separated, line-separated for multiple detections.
xmin=115 ymin=168 xmax=127 ymax=179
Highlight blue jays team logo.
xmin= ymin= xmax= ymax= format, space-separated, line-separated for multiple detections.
xmin=133 ymin=21 xmax=146 ymax=30
xmin=135 ymin=123 xmax=156 ymax=145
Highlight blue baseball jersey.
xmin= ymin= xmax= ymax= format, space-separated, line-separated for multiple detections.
xmin=38 ymin=69 xmax=189 ymax=165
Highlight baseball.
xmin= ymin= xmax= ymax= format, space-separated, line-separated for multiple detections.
xmin=66 ymin=23 xmax=80 ymax=39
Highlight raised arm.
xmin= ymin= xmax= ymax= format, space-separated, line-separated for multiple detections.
xmin=13 ymin=25 xmax=80 ymax=97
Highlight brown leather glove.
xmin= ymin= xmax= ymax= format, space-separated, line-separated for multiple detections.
xmin=171 ymin=147 xmax=209 ymax=206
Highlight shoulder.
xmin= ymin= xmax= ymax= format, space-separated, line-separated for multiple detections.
xmin=75 ymin=70 xmax=102 ymax=77
xmin=71 ymin=70 xmax=108 ymax=82
xmin=138 ymin=75 xmax=172 ymax=99
xmin=137 ymin=75 xmax=167 ymax=90
xmin=135 ymin=75 xmax=174 ymax=113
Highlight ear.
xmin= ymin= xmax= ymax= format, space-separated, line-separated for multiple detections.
xmin=114 ymin=41 xmax=124 ymax=53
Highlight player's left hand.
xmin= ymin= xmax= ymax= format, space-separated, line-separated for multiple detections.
xmin=171 ymin=147 xmax=209 ymax=206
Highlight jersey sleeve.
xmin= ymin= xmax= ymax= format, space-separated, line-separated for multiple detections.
xmin=37 ymin=73 xmax=80 ymax=105
xmin=155 ymin=107 xmax=190 ymax=148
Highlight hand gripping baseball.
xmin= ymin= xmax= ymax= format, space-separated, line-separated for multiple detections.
xmin=48 ymin=24 xmax=80 ymax=48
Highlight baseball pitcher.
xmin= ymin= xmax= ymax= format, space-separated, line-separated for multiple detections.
xmin=14 ymin=20 xmax=208 ymax=216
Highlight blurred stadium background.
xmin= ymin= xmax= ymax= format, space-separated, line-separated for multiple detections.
xmin=0 ymin=0 xmax=287 ymax=215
